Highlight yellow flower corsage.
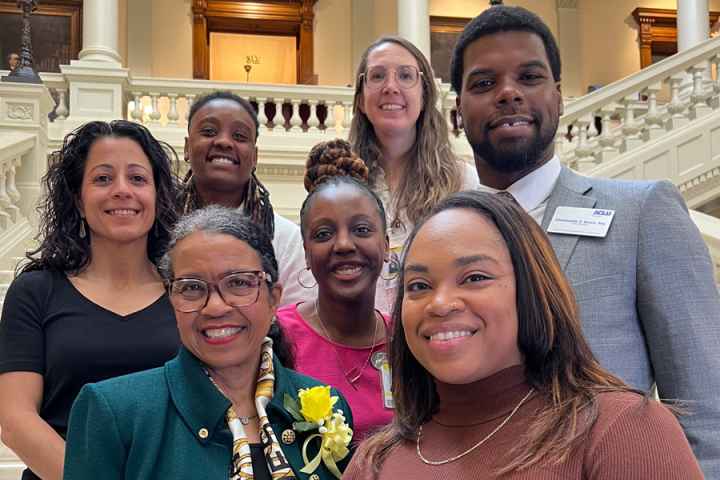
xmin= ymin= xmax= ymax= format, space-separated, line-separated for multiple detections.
xmin=283 ymin=386 xmax=353 ymax=479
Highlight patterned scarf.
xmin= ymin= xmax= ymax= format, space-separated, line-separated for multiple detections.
xmin=218 ymin=338 xmax=297 ymax=480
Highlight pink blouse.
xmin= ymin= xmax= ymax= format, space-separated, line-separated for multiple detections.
xmin=276 ymin=304 xmax=394 ymax=442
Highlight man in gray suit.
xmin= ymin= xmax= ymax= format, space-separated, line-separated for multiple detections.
xmin=451 ymin=5 xmax=720 ymax=475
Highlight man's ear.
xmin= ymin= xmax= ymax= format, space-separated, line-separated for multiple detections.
xmin=556 ymin=81 xmax=563 ymax=116
xmin=384 ymin=234 xmax=390 ymax=263
xmin=455 ymin=96 xmax=463 ymax=128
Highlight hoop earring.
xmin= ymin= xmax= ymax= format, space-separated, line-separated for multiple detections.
xmin=78 ymin=218 xmax=87 ymax=239
xmin=380 ymin=257 xmax=399 ymax=282
xmin=380 ymin=270 xmax=398 ymax=282
xmin=297 ymin=267 xmax=317 ymax=289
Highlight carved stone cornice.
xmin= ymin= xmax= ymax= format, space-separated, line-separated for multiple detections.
xmin=679 ymin=167 xmax=720 ymax=197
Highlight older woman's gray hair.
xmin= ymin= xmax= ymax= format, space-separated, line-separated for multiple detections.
xmin=159 ymin=205 xmax=279 ymax=284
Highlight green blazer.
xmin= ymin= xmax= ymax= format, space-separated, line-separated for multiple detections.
xmin=63 ymin=347 xmax=354 ymax=479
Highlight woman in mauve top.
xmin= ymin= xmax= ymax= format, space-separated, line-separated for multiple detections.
xmin=344 ymin=191 xmax=704 ymax=480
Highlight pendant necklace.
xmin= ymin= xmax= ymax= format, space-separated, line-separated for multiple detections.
xmin=314 ymin=298 xmax=381 ymax=389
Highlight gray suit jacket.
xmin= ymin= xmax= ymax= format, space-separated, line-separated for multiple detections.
xmin=541 ymin=166 xmax=720 ymax=476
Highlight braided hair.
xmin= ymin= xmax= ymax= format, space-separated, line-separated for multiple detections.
xmin=300 ymin=138 xmax=386 ymax=238
xmin=304 ymin=138 xmax=369 ymax=192
xmin=180 ymin=91 xmax=275 ymax=239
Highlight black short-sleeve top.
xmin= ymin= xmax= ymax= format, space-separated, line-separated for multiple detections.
xmin=0 ymin=269 xmax=180 ymax=440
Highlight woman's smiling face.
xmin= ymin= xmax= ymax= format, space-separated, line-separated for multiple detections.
xmin=401 ymin=208 xmax=522 ymax=385
xmin=184 ymin=98 xmax=257 ymax=197
xmin=170 ymin=231 xmax=281 ymax=372
xmin=303 ymin=182 xmax=388 ymax=302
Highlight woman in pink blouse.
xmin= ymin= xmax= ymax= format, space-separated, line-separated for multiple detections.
xmin=277 ymin=139 xmax=393 ymax=441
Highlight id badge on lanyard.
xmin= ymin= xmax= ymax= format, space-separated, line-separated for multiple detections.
xmin=371 ymin=351 xmax=394 ymax=409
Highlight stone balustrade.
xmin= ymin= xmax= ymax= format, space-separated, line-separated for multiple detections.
xmin=0 ymin=133 xmax=33 ymax=231
xmin=125 ymin=77 xmax=356 ymax=134
xmin=556 ymin=35 xmax=720 ymax=173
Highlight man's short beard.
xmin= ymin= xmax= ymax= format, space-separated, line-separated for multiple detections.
xmin=470 ymin=120 xmax=558 ymax=174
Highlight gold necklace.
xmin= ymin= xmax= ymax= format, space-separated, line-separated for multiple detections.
xmin=205 ymin=371 xmax=259 ymax=425
xmin=314 ymin=299 xmax=381 ymax=390
xmin=416 ymin=388 xmax=534 ymax=466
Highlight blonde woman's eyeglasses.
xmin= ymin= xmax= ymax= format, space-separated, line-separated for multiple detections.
xmin=360 ymin=65 xmax=423 ymax=90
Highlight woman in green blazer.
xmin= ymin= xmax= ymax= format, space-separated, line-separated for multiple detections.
xmin=64 ymin=206 xmax=354 ymax=480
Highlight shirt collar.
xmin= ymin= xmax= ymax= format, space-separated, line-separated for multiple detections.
xmin=477 ymin=155 xmax=562 ymax=212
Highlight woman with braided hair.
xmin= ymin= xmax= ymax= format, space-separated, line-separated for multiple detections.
xmin=179 ymin=91 xmax=308 ymax=305
xmin=277 ymin=139 xmax=394 ymax=441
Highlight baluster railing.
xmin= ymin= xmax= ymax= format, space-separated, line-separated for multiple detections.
xmin=342 ymin=101 xmax=352 ymax=131
xmin=597 ymin=104 xmax=619 ymax=162
xmin=289 ymin=99 xmax=302 ymax=132
xmin=167 ymin=94 xmax=180 ymax=126
xmin=666 ymin=74 xmax=688 ymax=130
xmin=0 ymin=135 xmax=32 ymax=231
xmin=620 ymin=96 xmax=643 ymax=153
xmin=148 ymin=93 xmax=162 ymax=125
xmin=325 ymin=101 xmax=337 ymax=134
xmin=643 ymin=84 xmax=665 ymax=141
xmin=256 ymin=97 xmax=269 ymax=131
xmin=307 ymin=99 xmax=320 ymax=133
xmin=689 ymin=62 xmax=712 ymax=119
xmin=55 ymin=89 xmax=69 ymax=120
xmin=573 ymin=116 xmax=595 ymax=169
xmin=130 ymin=92 xmax=143 ymax=122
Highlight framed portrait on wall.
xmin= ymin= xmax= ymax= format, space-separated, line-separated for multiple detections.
xmin=430 ymin=16 xmax=470 ymax=83
xmin=0 ymin=0 xmax=81 ymax=73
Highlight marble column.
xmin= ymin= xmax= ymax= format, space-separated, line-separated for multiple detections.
xmin=78 ymin=0 xmax=122 ymax=65
xmin=677 ymin=0 xmax=709 ymax=52
xmin=397 ymin=0 xmax=430 ymax=60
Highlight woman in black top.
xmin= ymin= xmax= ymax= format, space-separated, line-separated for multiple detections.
xmin=0 ymin=121 xmax=181 ymax=480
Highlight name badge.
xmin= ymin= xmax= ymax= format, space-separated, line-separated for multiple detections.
xmin=547 ymin=207 xmax=615 ymax=238
xmin=371 ymin=352 xmax=394 ymax=409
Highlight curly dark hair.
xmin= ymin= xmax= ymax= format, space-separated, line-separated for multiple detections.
xmin=179 ymin=91 xmax=276 ymax=239
xmin=450 ymin=5 xmax=562 ymax=94
xmin=159 ymin=205 xmax=293 ymax=368
xmin=20 ymin=120 xmax=180 ymax=275
xmin=304 ymin=138 xmax=369 ymax=193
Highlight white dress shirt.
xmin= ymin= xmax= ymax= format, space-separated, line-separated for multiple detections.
xmin=476 ymin=155 xmax=562 ymax=224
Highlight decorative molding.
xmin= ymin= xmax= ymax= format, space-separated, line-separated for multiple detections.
xmin=191 ymin=0 xmax=319 ymax=84
xmin=6 ymin=103 xmax=33 ymax=121
xmin=256 ymin=163 xmax=305 ymax=179
xmin=632 ymin=8 xmax=720 ymax=68
xmin=679 ymin=167 xmax=720 ymax=195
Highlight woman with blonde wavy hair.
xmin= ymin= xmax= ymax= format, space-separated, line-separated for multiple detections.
xmin=350 ymin=36 xmax=478 ymax=313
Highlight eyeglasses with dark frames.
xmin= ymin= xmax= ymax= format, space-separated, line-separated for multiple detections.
xmin=168 ymin=270 xmax=272 ymax=313
xmin=360 ymin=65 xmax=423 ymax=90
